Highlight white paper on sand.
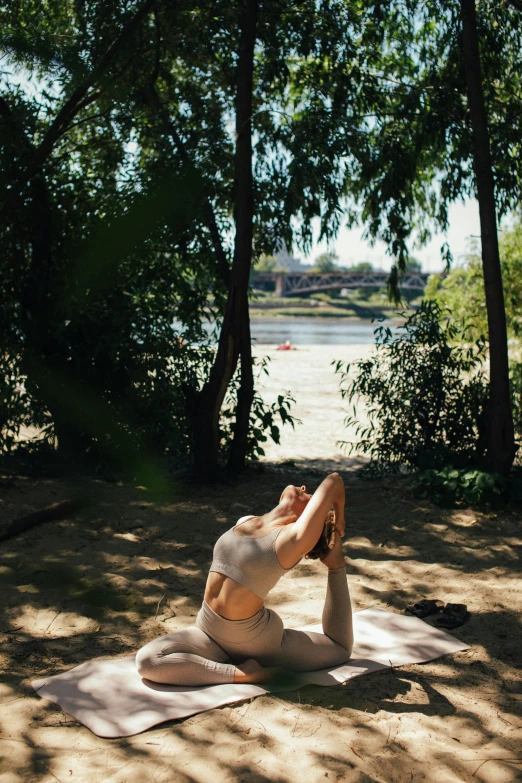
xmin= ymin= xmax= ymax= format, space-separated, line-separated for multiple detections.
xmin=32 ymin=607 xmax=469 ymax=738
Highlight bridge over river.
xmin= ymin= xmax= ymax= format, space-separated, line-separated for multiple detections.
xmin=254 ymin=271 xmax=432 ymax=296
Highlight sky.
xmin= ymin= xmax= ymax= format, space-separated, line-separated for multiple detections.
xmin=303 ymin=198 xmax=482 ymax=273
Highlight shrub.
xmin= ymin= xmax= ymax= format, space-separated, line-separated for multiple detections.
xmin=415 ymin=466 xmax=506 ymax=507
xmin=333 ymin=301 xmax=489 ymax=474
xmin=510 ymin=361 xmax=522 ymax=457
xmin=221 ymin=357 xmax=300 ymax=461
xmin=425 ymin=218 xmax=522 ymax=343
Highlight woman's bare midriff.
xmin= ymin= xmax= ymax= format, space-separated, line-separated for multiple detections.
xmin=204 ymin=572 xmax=265 ymax=620
xmin=204 ymin=519 xmax=300 ymax=620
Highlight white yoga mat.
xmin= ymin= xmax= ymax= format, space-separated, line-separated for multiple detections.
xmin=32 ymin=607 xmax=469 ymax=738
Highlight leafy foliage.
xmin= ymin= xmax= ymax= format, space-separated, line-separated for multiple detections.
xmin=308 ymin=252 xmax=341 ymax=273
xmin=415 ymin=466 xmax=506 ymax=507
xmin=424 ymin=258 xmax=487 ymax=342
xmin=2 ymin=0 xmax=522 ymax=475
xmin=510 ymin=361 xmax=522 ymax=454
xmin=333 ymin=301 xmax=489 ymax=474
xmin=0 ymin=154 xmax=219 ymax=472
xmin=0 ymin=0 xmax=392 ymax=472
xmin=356 ymin=1 xmax=522 ymax=274
xmin=425 ymin=218 xmax=522 ymax=341
xmin=254 ymin=254 xmax=284 ymax=273
xmin=221 ymin=357 xmax=300 ymax=462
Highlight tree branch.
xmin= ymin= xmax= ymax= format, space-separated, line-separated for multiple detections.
xmin=146 ymin=81 xmax=231 ymax=289
xmin=0 ymin=498 xmax=88 ymax=544
xmin=55 ymin=110 xmax=111 ymax=135
xmin=0 ymin=0 xmax=157 ymax=223
xmin=73 ymin=90 xmax=103 ymax=114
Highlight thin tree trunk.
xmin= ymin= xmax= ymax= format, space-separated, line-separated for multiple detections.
xmin=0 ymin=0 xmax=157 ymax=225
xmin=193 ymin=0 xmax=258 ymax=479
xmin=227 ymin=0 xmax=257 ymax=472
xmin=460 ymin=0 xmax=516 ymax=475
xmin=229 ymin=301 xmax=255 ymax=471
xmin=23 ymin=176 xmax=86 ymax=456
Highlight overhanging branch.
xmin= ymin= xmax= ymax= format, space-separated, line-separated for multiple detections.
xmin=146 ymin=81 xmax=231 ymax=289
xmin=0 ymin=0 xmax=157 ymax=223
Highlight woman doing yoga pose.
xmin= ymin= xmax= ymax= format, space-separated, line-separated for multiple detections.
xmin=135 ymin=472 xmax=353 ymax=685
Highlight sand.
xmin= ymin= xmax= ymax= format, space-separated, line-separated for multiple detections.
xmin=254 ymin=344 xmax=372 ymax=471
xmin=0 ymin=344 xmax=521 ymax=783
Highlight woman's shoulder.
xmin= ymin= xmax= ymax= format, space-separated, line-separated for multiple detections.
xmin=235 ymin=515 xmax=256 ymax=526
xmin=233 ymin=515 xmax=294 ymax=539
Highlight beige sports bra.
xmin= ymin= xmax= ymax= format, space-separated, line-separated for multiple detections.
xmin=209 ymin=516 xmax=297 ymax=600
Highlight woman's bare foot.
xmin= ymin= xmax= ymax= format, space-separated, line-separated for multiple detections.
xmin=233 ymin=658 xmax=295 ymax=685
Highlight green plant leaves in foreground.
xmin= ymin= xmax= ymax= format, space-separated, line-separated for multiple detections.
xmin=415 ymin=467 xmax=506 ymax=507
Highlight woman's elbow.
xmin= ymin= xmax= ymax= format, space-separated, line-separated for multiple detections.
xmin=328 ymin=472 xmax=344 ymax=493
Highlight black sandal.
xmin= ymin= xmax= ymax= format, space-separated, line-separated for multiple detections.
xmin=405 ymin=598 xmax=444 ymax=618
xmin=435 ymin=603 xmax=468 ymax=630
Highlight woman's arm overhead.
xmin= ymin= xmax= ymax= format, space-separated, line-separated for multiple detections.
xmin=288 ymin=473 xmax=345 ymax=559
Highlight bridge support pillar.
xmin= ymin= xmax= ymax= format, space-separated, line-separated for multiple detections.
xmin=275 ymin=273 xmax=285 ymax=296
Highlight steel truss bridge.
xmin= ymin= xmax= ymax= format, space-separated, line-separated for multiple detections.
xmin=253 ymin=271 xmax=432 ymax=296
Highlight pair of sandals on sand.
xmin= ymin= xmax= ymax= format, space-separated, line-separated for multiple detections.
xmin=406 ymin=599 xmax=468 ymax=629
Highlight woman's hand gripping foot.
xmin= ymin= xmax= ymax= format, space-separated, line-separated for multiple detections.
xmin=320 ymin=521 xmax=346 ymax=570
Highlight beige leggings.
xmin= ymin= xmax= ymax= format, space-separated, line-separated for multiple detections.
xmin=135 ymin=567 xmax=353 ymax=686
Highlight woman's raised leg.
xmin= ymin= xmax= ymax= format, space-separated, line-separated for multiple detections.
xmin=271 ymin=564 xmax=353 ymax=672
xmin=239 ymin=539 xmax=353 ymax=674
xmin=321 ymin=565 xmax=353 ymax=653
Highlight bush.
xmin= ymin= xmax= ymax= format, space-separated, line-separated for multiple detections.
xmin=510 ymin=361 xmax=522 ymax=456
xmin=333 ymin=301 xmax=489 ymax=474
xmin=425 ymin=219 xmax=522 ymax=343
xmin=221 ymin=357 xmax=300 ymax=461
xmin=415 ymin=466 xmax=506 ymax=507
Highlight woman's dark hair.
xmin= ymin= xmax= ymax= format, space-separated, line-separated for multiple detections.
xmin=305 ymin=509 xmax=337 ymax=560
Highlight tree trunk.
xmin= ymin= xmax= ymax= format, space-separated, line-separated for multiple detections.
xmin=228 ymin=300 xmax=255 ymax=471
xmin=193 ymin=0 xmax=258 ymax=479
xmin=21 ymin=176 xmax=88 ymax=459
xmin=460 ymin=0 xmax=516 ymax=475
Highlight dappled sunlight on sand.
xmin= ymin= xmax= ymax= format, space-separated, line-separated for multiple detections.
xmin=1 ymin=458 xmax=521 ymax=782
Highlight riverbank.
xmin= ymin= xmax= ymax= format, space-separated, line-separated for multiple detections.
xmin=250 ymin=308 xmax=389 ymax=319
xmin=248 ymin=290 xmax=421 ymax=320
xmin=253 ymin=343 xmax=372 ymax=471
xmin=249 ymin=297 xmax=400 ymax=320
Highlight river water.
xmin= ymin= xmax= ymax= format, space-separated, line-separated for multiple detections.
xmin=249 ymin=316 xmax=389 ymax=345
xmin=176 ymin=315 xmax=397 ymax=346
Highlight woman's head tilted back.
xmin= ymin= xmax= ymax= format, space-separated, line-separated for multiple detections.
xmin=279 ymin=484 xmax=312 ymax=519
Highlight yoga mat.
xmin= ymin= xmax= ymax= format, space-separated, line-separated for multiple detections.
xmin=32 ymin=607 xmax=469 ymax=738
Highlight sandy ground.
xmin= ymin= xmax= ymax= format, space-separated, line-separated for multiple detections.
xmin=1 ymin=346 xmax=521 ymax=783
xmin=254 ymin=344 xmax=372 ymax=471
